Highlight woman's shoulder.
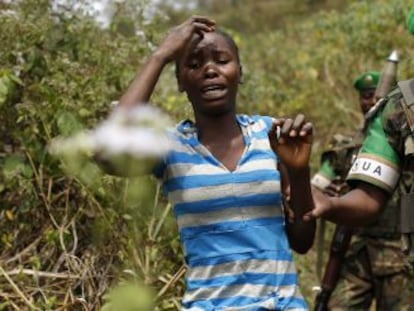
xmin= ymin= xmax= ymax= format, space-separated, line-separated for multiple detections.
xmin=166 ymin=119 xmax=196 ymax=140
xmin=237 ymin=114 xmax=274 ymax=130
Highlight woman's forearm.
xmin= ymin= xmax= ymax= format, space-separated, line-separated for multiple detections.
xmin=286 ymin=166 xmax=316 ymax=253
xmin=119 ymin=52 xmax=168 ymax=108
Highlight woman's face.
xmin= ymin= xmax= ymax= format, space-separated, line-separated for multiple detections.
xmin=177 ymin=31 xmax=241 ymax=117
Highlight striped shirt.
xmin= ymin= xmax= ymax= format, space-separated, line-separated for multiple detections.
xmin=155 ymin=114 xmax=307 ymax=310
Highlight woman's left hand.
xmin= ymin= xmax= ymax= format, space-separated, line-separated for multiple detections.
xmin=268 ymin=114 xmax=313 ymax=172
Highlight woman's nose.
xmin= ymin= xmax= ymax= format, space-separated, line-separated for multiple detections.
xmin=204 ymin=65 xmax=218 ymax=78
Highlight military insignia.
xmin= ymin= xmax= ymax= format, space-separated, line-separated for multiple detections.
xmin=348 ymin=154 xmax=399 ymax=193
xmin=363 ymin=74 xmax=374 ymax=88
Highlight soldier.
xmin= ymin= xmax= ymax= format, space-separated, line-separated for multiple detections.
xmin=312 ymin=72 xmax=410 ymax=310
xmin=307 ymin=7 xmax=414 ymax=309
xmin=312 ymin=71 xmax=381 ymax=194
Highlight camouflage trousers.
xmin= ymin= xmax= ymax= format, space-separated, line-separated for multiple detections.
xmin=328 ymin=236 xmax=414 ymax=311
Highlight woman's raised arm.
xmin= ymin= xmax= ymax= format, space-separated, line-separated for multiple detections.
xmin=119 ymin=16 xmax=216 ymax=108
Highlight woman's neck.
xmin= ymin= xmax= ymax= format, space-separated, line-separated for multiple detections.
xmin=194 ymin=111 xmax=245 ymax=172
xmin=195 ymin=112 xmax=241 ymax=143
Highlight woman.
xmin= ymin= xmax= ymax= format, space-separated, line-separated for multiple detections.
xmin=118 ymin=16 xmax=315 ymax=310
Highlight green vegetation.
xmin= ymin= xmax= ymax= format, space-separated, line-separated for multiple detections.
xmin=0 ymin=0 xmax=413 ymax=309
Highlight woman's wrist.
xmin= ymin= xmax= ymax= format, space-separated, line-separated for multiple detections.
xmin=286 ymin=166 xmax=310 ymax=178
xmin=152 ymin=48 xmax=172 ymax=66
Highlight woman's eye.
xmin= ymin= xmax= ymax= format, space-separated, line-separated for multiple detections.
xmin=217 ymin=58 xmax=229 ymax=64
xmin=188 ymin=60 xmax=200 ymax=68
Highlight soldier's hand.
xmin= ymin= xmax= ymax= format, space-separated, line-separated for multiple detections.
xmin=324 ymin=181 xmax=350 ymax=197
xmin=303 ymin=187 xmax=333 ymax=221
xmin=281 ymin=184 xmax=295 ymax=223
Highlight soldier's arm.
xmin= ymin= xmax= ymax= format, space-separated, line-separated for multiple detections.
xmin=309 ymin=182 xmax=388 ymax=226
xmin=307 ymin=99 xmax=400 ymax=226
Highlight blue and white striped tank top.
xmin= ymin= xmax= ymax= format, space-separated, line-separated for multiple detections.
xmin=155 ymin=114 xmax=307 ymax=310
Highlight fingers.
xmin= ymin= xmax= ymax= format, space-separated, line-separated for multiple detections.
xmin=187 ymin=15 xmax=216 ymax=27
xmin=185 ymin=15 xmax=216 ymax=35
xmin=303 ymin=188 xmax=333 ymax=222
xmin=165 ymin=16 xmax=216 ymax=63
xmin=192 ymin=22 xmax=215 ymax=37
xmin=291 ymin=114 xmax=313 ymax=137
xmin=269 ymin=115 xmax=312 ymax=143
xmin=281 ymin=118 xmax=294 ymax=139
xmin=285 ymin=207 xmax=295 ymax=224
xmin=180 ymin=16 xmax=216 ymax=51
xmin=274 ymin=114 xmax=311 ymax=136
xmin=300 ymin=121 xmax=313 ymax=137
xmin=268 ymin=120 xmax=283 ymax=144
xmin=323 ymin=188 xmax=339 ymax=197
xmin=290 ymin=114 xmax=305 ymax=137
xmin=279 ymin=114 xmax=304 ymax=137
xmin=302 ymin=210 xmax=319 ymax=222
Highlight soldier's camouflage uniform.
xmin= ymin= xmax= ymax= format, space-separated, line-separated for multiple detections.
xmin=327 ymin=193 xmax=409 ymax=310
xmin=342 ymin=85 xmax=414 ymax=310
xmin=312 ymin=87 xmax=413 ymax=310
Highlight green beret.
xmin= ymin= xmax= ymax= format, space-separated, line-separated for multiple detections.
xmin=353 ymin=71 xmax=380 ymax=91
xmin=407 ymin=5 xmax=414 ymax=35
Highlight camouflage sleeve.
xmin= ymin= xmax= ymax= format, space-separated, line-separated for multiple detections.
xmin=381 ymin=92 xmax=408 ymax=157
xmin=346 ymin=99 xmax=401 ymax=194
xmin=311 ymin=157 xmax=336 ymax=190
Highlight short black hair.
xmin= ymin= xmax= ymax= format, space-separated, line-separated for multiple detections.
xmin=174 ymin=28 xmax=240 ymax=79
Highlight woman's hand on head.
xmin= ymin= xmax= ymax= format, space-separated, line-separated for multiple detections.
xmin=118 ymin=16 xmax=215 ymax=109
xmin=154 ymin=16 xmax=216 ymax=64
xmin=268 ymin=114 xmax=313 ymax=172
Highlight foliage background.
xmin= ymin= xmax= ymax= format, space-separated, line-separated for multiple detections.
xmin=1 ymin=0 xmax=413 ymax=309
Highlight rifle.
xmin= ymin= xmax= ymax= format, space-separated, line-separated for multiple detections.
xmin=314 ymin=225 xmax=353 ymax=311
xmin=314 ymin=180 xmax=354 ymax=311
xmin=313 ymin=141 xmax=356 ymax=311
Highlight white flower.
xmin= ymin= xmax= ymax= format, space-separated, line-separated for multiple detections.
xmin=49 ymin=105 xmax=174 ymax=175
xmin=92 ymin=105 xmax=173 ymax=158
xmin=49 ymin=131 xmax=95 ymax=156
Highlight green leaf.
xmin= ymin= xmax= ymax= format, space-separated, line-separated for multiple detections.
xmin=0 ymin=75 xmax=11 ymax=106
xmin=2 ymin=155 xmax=33 ymax=180
xmin=56 ymin=110 xmax=84 ymax=136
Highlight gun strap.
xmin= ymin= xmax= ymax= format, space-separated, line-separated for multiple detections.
xmin=364 ymin=97 xmax=386 ymax=121
xmin=316 ymin=218 xmax=326 ymax=282
xmin=398 ymin=79 xmax=414 ymax=136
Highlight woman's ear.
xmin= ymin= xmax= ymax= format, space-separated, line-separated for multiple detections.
xmin=177 ymin=79 xmax=184 ymax=92
xmin=175 ymin=62 xmax=185 ymax=92
xmin=239 ymin=65 xmax=243 ymax=84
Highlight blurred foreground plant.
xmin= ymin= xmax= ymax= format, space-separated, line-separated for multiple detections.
xmin=101 ymin=280 xmax=155 ymax=311
xmin=49 ymin=105 xmax=174 ymax=178
xmin=49 ymin=105 xmax=185 ymax=310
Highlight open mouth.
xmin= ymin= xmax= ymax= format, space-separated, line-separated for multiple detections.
xmin=200 ymin=84 xmax=226 ymax=100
